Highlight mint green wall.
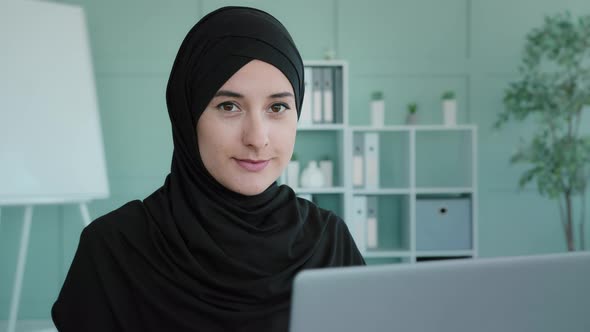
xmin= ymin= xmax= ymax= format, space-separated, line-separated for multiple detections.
xmin=1 ymin=0 xmax=589 ymax=320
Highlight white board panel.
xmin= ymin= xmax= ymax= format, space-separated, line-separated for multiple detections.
xmin=0 ymin=0 xmax=109 ymax=205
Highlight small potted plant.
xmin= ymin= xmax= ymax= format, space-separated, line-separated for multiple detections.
xmin=370 ymin=91 xmax=385 ymax=127
xmin=287 ymin=153 xmax=300 ymax=188
xmin=406 ymin=102 xmax=418 ymax=125
xmin=441 ymin=90 xmax=457 ymax=126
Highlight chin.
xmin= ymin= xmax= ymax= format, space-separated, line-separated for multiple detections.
xmin=227 ymin=181 xmax=271 ymax=196
xmin=236 ymin=187 xmax=266 ymax=196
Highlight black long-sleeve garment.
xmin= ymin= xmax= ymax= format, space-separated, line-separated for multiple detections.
xmin=52 ymin=192 xmax=364 ymax=331
xmin=52 ymin=6 xmax=365 ymax=332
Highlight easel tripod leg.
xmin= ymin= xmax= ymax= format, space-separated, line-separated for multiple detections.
xmin=7 ymin=205 xmax=33 ymax=332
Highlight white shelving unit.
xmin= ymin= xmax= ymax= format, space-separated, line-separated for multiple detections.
xmin=288 ymin=60 xmax=478 ymax=265
xmin=347 ymin=125 xmax=478 ymax=264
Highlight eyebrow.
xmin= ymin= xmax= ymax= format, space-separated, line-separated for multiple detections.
xmin=214 ymin=90 xmax=294 ymax=99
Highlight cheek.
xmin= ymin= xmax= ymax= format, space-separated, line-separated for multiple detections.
xmin=197 ymin=122 xmax=225 ymax=168
xmin=272 ymin=119 xmax=297 ymax=159
xmin=199 ymin=134 xmax=229 ymax=167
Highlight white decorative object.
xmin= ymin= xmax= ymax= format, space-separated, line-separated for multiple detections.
xmin=441 ymin=91 xmax=457 ymax=126
xmin=406 ymin=113 xmax=418 ymax=125
xmin=300 ymin=161 xmax=325 ymax=188
xmin=287 ymin=160 xmax=300 ymax=188
xmin=443 ymin=99 xmax=457 ymax=126
xmin=319 ymin=159 xmax=333 ymax=187
xmin=370 ymin=91 xmax=385 ymax=127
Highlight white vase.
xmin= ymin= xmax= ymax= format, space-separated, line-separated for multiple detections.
xmin=319 ymin=160 xmax=333 ymax=187
xmin=370 ymin=99 xmax=385 ymax=127
xmin=287 ymin=161 xmax=300 ymax=188
xmin=442 ymin=99 xmax=457 ymax=126
xmin=300 ymin=161 xmax=325 ymax=188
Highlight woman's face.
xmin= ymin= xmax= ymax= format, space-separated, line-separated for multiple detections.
xmin=197 ymin=60 xmax=298 ymax=196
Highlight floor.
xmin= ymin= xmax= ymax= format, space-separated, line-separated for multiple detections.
xmin=0 ymin=320 xmax=56 ymax=332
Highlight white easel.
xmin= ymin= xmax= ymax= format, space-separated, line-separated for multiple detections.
xmin=1 ymin=2 xmax=108 ymax=331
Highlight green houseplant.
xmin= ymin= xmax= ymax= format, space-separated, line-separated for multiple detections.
xmin=494 ymin=12 xmax=590 ymax=251
xmin=406 ymin=102 xmax=418 ymax=124
xmin=441 ymin=91 xmax=455 ymax=100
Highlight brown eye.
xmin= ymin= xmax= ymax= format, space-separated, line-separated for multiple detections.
xmin=269 ymin=103 xmax=289 ymax=113
xmin=217 ymin=102 xmax=239 ymax=112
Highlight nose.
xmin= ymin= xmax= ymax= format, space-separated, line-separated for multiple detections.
xmin=242 ymin=111 xmax=269 ymax=150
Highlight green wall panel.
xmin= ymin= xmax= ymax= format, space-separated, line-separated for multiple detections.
xmin=0 ymin=206 xmax=61 ymax=319
xmin=96 ymin=75 xmax=172 ymax=178
xmin=415 ymin=131 xmax=472 ymax=188
xmin=479 ymin=190 xmax=570 ymax=256
xmin=338 ymin=0 xmax=468 ymax=62
xmin=56 ymin=0 xmax=200 ymax=74
xmin=471 ymin=0 xmax=590 ymax=71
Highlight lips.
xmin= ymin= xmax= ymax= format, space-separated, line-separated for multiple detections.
xmin=235 ymin=158 xmax=270 ymax=172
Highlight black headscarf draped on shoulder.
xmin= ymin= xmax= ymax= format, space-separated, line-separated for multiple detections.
xmin=52 ymin=6 xmax=364 ymax=332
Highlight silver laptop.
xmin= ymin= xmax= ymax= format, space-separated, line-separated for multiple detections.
xmin=289 ymin=252 xmax=590 ymax=332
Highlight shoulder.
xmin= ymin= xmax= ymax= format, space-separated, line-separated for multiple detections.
xmin=296 ymin=197 xmax=366 ymax=266
xmin=81 ymin=200 xmax=147 ymax=240
xmin=296 ymin=196 xmax=348 ymax=230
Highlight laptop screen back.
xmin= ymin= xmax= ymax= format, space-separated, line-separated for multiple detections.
xmin=289 ymin=252 xmax=590 ymax=332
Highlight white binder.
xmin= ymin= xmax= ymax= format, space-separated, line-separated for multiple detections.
xmin=299 ymin=67 xmax=313 ymax=126
xmin=364 ymin=132 xmax=379 ymax=189
xmin=352 ymin=134 xmax=364 ymax=187
xmin=312 ymin=67 xmax=323 ymax=123
xmin=352 ymin=195 xmax=367 ymax=253
xmin=322 ymin=67 xmax=333 ymax=123
xmin=366 ymin=196 xmax=378 ymax=249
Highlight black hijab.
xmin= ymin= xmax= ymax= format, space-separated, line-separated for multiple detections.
xmin=52 ymin=6 xmax=364 ymax=332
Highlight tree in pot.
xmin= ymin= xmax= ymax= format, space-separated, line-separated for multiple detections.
xmin=494 ymin=12 xmax=590 ymax=251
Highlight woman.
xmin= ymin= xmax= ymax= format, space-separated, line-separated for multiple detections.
xmin=52 ymin=6 xmax=365 ymax=332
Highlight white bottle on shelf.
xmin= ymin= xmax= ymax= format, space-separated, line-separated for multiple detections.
xmin=300 ymin=161 xmax=325 ymax=188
